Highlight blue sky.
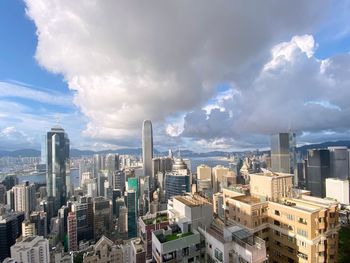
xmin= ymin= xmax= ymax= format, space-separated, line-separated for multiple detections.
xmin=1 ymin=0 xmax=350 ymax=151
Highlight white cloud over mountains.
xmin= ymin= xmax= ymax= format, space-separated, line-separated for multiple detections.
xmin=23 ymin=0 xmax=350 ymax=150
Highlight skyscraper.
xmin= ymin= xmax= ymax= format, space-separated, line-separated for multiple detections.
xmin=46 ymin=126 xmax=70 ymax=213
xmin=127 ymin=190 xmax=137 ymax=238
xmin=306 ymin=149 xmax=330 ymax=197
xmin=329 ymin=146 xmax=349 ymax=180
xmin=142 ymin=120 xmax=153 ymax=177
xmin=67 ymin=212 xmax=78 ymax=251
xmin=271 ymin=133 xmax=290 ymax=173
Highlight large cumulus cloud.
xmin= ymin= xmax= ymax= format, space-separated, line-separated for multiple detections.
xmin=24 ymin=0 xmax=332 ymax=149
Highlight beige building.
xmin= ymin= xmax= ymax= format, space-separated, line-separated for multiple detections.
xmin=223 ymin=171 xmax=340 ymax=263
xmin=22 ymin=221 xmax=36 ymax=238
xmin=197 ymin=164 xmax=212 ymax=180
xmin=212 ymin=165 xmax=230 ymax=193
xmin=83 ymin=236 xmax=123 ymax=263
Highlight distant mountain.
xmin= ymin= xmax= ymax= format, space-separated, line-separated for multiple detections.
xmin=1 ymin=140 xmax=350 ymax=158
xmin=297 ymin=140 xmax=350 ymax=155
xmin=0 ymin=149 xmax=41 ymax=157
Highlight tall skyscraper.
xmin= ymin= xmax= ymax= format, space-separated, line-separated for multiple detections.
xmin=142 ymin=120 xmax=153 ymax=177
xmin=127 ymin=190 xmax=137 ymax=238
xmin=67 ymin=212 xmax=78 ymax=252
xmin=271 ymin=133 xmax=291 ymax=173
xmin=106 ymin=154 xmax=120 ymax=187
xmin=46 ymin=126 xmax=70 ymax=213
xmin=306 ymin=149 xmax=330 ymax=197
xmin=329 ymin=146 xmax=349 ymax=180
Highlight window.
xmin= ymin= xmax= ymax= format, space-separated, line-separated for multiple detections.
xmin=288 ymin=247 xmax=294 ymax=253
xmin=287 ymin=236 xmax=295 ymax=243
xmin=214 ymin=249 xmax=223 ymax=262
xmin=297 ymin=240 xmax=307 ymax=247
xmin=274 ymin=220 xmax=280 ymax=226
xmin=297 ymin=228 xmax=308 ymax=237
xmin=298 ymin=217 xmax=307 ymax=225
xmin=275 ymin=210 xmax=280 ymax=216
xmin=288 ymin=225 xmax=294 ymax=231
xmin=182 ymin=247 xmax=189 ymax=256
xmin=274 ymin=230 xmax=281 ymax=236
xmin=297 ymin=252 xmax=308 ymax=260
xmin=287 ymin=214 xmax=294 ymax=221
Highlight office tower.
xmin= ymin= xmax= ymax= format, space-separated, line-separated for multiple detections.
xmin=97 ymin=172 xmax=107 ymax=197
xmin=118 ymin=205 xmax=128 ymax=239
xmin=0 ymin=208 xmax=25 ymax=261
xmin=67 ymin=212 xmax=78 ymax=251
xmin=165 ymin=172 xmax=191 ymax=200
xmin=86 ymin=178 xmax=98 ymax=197
xmin=223 ymin=170 xmax=339 ymax=263
xmin=212 ymin=165 xmax=230 ymax=193
xmin=114 ymin=170 xmax=125 ymax=192
xmin=22 ymin=221 xmax=36 ymax=237
xmin=115 ymin=197 xmax=125 ymax=218
xmin=6 ymin=189 xmax=14 ymax=210
xmin=93 ymin=154 xmax=104 ymax=178
xmin=82 ymin=236 xmax=123 ymax=263
xmin=10 ymin=236 xmax=49 ymax=263
xmin=128 ymin=177 xmax=139 ymax=197
xmin=168 ymin=149 xmax=173 ymax=158
xmin=152 ymin=157 xmax=173 ymax=177
xmin=106 ymin=154 xmax=120 ymax=186
xmin=46 ymin=126 xmax=70 ymax=213
xmin=289 ymin=132 xmax=297 ymax=174
xmin=58 ymin=206 xmax=69 ymax=242
xmin=130 ymin=239 xmax=146 ymax=263
xmin=326 ymin=178 xmax=350 ymax=204
xmin=71 ymin=197 xmax=94 ymax=243
xmin=296 ymin=161 xmax=307 ymax=188
xmin=271 ymin=133 xmax=291 ymax=173
xmin=13 ymin=181 xmax=36 ymax=219
xmin=1 ymin=175 xmax=18 ymax=191
xmin=139 ymin=211 xmax=169 ymax=260
xmin=0 ymin=184 xmax=6 ymax=204
xmin=306 ymin=149 xmax=330 ymax=197
xmin=29 ymin=211 xmax=47 ymax=237
xmin=127 ymin=190 xmax=137 ymax=238
xmin=81 ymin=172 xmax=92 ymax=187
xmin=110 ymin=189 xmax=122 ymax=216
xmin=197 ymin=164 xmax=212 ymax=180
xmin=93 ymin=197 xmax=111 ymax=240
xmin=142 ymin=120 xmax=153 ymax=177
xmin=329 ymin=146 xmax=349 ymax=180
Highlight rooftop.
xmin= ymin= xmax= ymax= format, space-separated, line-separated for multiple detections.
xmin=174 ymin=195 xmax=211 ymax=207
xmin=234 ymin=195 xmax=267 ymax=205
xmin=142 ymin=212 xmax=168 ymax=225
xmin=156 ymin=231 xmax=194 ymax=243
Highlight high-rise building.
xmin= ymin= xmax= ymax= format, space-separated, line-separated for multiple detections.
xmin=271 ymin=133 xmax=291 ymax=173
xmin=67 ymin=212 xmax=78 ymax=252
xmin=223 ymin=170 xmax=339 ymax=263
xmin=106 ymin=154 xmax=120 ymax=187
xmin=29 ymin=211 xmax=47 ymax=237
xmin=114 ymin=170 xmax=125 ymax=192
xmin=165 ymin=172 xmax=191 ymax=200
xmin=0 ymin=184 xmax=6 ymax=204
xmin=142 ymin=120 xmax=153 ymax=178
xmin=127 ymin=190 xmax=137 ymax=238
xmin=212 ymin=165 xmax=230 ymax=193
xmin=10 ymin=236 xmax=49 ymax=263
xmin=71 ymin=197 xmax=94 ymax=243
xmin=130 ymin=238 xmax=146 ymax=263
xmin=118 ymin=205 xmax=128 ymax=239
xmin=306 ymin=149 xmax=330 ymax=197
xmin=13 ymin=181 xmax=36 ymax=219
xmin=46 ymin=126 xmax=70 ymax=213
xmin=93 ymin=197 xmax=111 ymax=240
xmin=329 ymin=146 xmax=349 ymax=180
xmin=197 ymin=164 xmax=211 ymax=181
xmin=0 ymin=208 xmax=25 ymax=261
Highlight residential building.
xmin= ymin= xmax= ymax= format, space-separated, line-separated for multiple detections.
xmin=142 ymin=120 xmax=153 ymax=178
xmin=67 ymin=212 xmax=78 ymax=251
xmin=13 ymin=181 xmax=36 ymax=219
xmin=130 ymin=238 xmax=146 ymax=263
xmin=93 ymin=197 xmax=111 ymax=240
xmin=22 ymin=221 xmax=36 ymax=238
xmin=212 ymin=165 xmax=230 ymax=193
xmin=83 ymin=235 xmax=123 ymax=263
xmin=139 ymin=211 xmax=169 ymax=260
xmin=10 ymin=236 xmax=49 ymax=263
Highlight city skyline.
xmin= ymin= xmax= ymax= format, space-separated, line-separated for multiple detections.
xmin=1 ymin=1 xmax=350 ymax=153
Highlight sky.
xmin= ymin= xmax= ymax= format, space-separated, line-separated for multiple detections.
xmin=0 ymin=0 xmax=350 ymax=152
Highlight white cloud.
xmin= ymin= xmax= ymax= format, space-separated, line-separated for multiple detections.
xmin=0 ymin=81 xmax=72 ymax=106
xmin=24 ymin=0 xmax=331 ymax=148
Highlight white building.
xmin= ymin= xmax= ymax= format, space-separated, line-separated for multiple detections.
xmin=326 ymin=178 xmax=350 ymax=204
xmin=10 ymin=236 xmax=50 ymax=263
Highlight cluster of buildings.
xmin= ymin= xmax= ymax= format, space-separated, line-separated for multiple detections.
xmin=0 ymin=124 xmax=346 ymax=262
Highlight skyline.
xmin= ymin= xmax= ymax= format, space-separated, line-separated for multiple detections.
xmin=1 ymin=1 xmax=350 ymax=152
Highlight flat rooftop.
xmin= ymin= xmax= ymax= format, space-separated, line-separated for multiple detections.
xmin=234 ymin=195 xmax=267 ymax=205
xmin=174 ymin=195 xmax=211 ymax=207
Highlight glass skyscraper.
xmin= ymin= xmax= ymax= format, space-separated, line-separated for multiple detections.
xmin=127 ymin=190 xmax=137 ymax=238
xmin=271 ymin=133 xmax=290 ymax=173
xmin=46 ymin=126 xmax=70 ymax=213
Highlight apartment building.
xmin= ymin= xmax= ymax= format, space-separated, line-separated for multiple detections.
xmin=223 ymin=171 xmax=340 ymax=263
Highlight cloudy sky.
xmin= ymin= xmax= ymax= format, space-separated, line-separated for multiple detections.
xmin=0 ymin=0 xmax=350 ymax=152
